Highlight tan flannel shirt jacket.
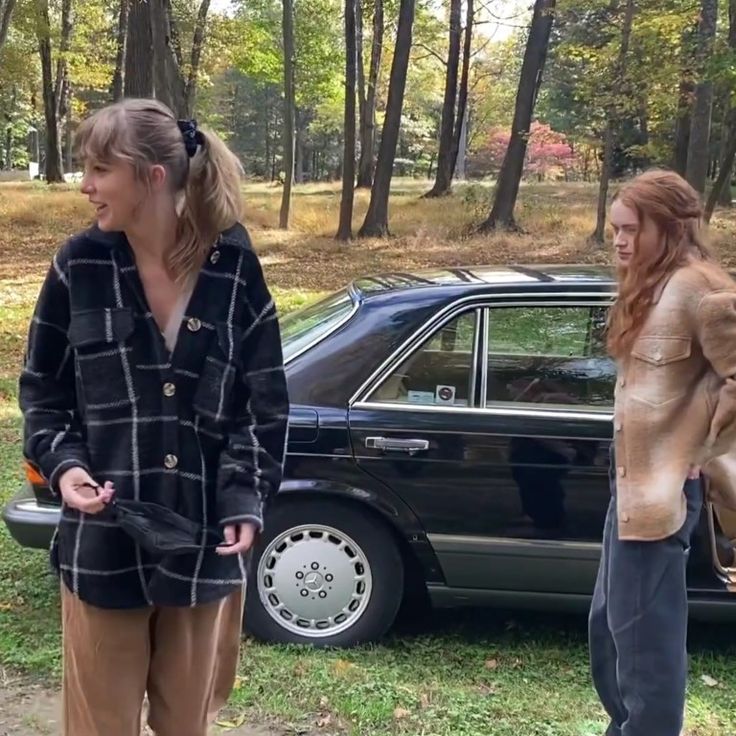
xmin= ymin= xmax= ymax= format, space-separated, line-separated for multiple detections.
xmin=614 ymin=261 xmax=736 ymax=541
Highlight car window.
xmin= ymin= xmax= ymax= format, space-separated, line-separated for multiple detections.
xmin=281 ymin=289 xmax=356 ymax=362
xmin=486 ymin=305 xmax=614 ymax=409
xmin=370 ymin=311 xmax=478 ymax=407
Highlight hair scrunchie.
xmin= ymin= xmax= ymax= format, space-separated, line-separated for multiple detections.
xmin=177 ymin=119 xmax=204 ymax=157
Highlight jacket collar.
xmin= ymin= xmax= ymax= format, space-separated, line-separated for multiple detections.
xmin=84 ymin=225 xmax=127 ymax=249
xmin=84 ymin=222 xmax=248 ymax=249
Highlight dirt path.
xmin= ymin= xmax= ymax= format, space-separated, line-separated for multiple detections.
xmin=0 ymin=681 xmax=305 ymax=736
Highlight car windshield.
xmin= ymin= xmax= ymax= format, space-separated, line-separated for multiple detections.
xmin=281 ymin=289 xmax=357 ymax=362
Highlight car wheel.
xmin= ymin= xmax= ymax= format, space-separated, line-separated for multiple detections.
xmin=244 ymin=499 xmax=404 ymax=646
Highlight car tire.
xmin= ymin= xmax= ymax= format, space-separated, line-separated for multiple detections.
xmin=244 ymin=498 xmax=404 ymax=647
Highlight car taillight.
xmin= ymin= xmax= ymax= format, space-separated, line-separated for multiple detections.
xmin=24 ymin=461 xmax=45 ymax=485
xmin=23 ymin=460 xmax=57 ymax=506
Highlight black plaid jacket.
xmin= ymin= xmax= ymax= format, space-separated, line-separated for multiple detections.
xmin=20 ymin=223 xmax=289 ymax=609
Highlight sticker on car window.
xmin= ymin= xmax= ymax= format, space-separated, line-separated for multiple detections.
xmin=407 ymin=390 xmax=435 ymax=404
xmin=435 ymin=385 xmax=456 ymax=405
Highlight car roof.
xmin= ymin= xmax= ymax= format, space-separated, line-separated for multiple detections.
xmin=351 ymin=264 xmax=615 ymax=297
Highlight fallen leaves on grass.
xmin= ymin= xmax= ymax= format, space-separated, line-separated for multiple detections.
xmin=215 ymin=714 xmax=246 ymax=729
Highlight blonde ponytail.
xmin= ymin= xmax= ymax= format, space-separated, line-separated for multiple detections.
xmin=171 ymin=128 xmax=245 ymax=281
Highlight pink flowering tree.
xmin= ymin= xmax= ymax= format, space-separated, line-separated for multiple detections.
xmin=475 ymin=122 xmax=580 ymax=180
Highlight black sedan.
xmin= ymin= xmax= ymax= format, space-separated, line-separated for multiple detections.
xmin=4 ymin=264 xmax=736 ymax=646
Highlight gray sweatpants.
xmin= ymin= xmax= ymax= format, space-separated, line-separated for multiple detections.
xmin=588 ymin=470 xmax=702 ymax=736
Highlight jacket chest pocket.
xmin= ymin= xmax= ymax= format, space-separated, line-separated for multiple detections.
xmin=68 ymin=308 xmax=136 ymax=412
xmin=630 ymin=335 xmax=691 ymax=407
xmin=192 ymin=322 xmax=243 ymax=424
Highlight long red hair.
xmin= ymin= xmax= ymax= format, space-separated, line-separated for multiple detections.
xmin=606 ymin=169 xmax=717 ymax=360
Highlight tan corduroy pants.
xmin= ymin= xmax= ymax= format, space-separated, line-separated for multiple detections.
xmin=61 ymin=583 xmax=244 ymax=736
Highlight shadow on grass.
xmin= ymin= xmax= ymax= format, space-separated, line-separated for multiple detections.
xmin=392 ymin=603 xmax=736 ymax=657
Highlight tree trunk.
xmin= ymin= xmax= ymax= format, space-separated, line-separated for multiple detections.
xmin=717 ymin=98 xmax=734 ymax=206
xmin=638 ymin=100 xmax=650 ymax=168
xmin=54 ymin=0 xmax=73 ymax=169
xmin=295 ymin=118 xmax=304 ymax=183
xmin=479 ymin=0 xmax=556 ymax=232
xmin=0 ymin=0 xmax=18 ymax=52
xmin=125 ymin=0 xmax=154 ymax=97
xmin=450 ymin=0 xmax=473 ymax=179
xmin=167 ymin=0 xmax=183 ymax=68
xmin=151 ymin=0 xmax=186 ymax=116
xmin=454 ymin=107 xmax=467 ymax=178
xmin=356 ymin=0 xmax=366 ymax=165
xmin=65 ymin=96 xmax=73 ymax=171
xmin=36 ymin=0 xmax=63 ymax=183
xmin=54 ymin=0 xmax=72 ymax=121
xmin=685 ymin=0 xmax=718 ymax=195
xmin=589 ymin=0 xmax=635 ymax=244
xmin=716 ymin=0 xmax=736 ymax=206
xmin=673 ymin=94 xmax=692 ymax=175
xmin=3 ymin=83 xmax=16 ymax=170
xmin=356 ymin=0 xmax=383 ymax=188
xmin=672 ymin=26 xmax=695 ymax=175
xmin=591 ymin=123 xmax=615 ymax=243
xmin=705 ymin=109 xmax=736 ymax=220
xmin=184 ymin=0 xmax=211 ymax=116
xmin=425 ymin=0 xmax=462 ymax=197
xmin=337 ymin=0 xmax=358 ymax=240
xmin=358 ymin=0 xmax=415 ymax=237
xmin=110 ymin=0 xmax=129 ymax=101
xmin=4 ymin=126 xmax=11 ymax=170
xmin=279 ymin=0 xmax=296 ymax=229
xmin=264 ymin=100 xmax=271 ymax=179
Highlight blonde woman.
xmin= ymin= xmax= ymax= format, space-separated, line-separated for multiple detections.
xmin=20 ymin=99 xmax=288 ymax=735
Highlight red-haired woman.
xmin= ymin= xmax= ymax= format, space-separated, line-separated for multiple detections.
xmin=589 ymin=169 xmax=736 ymax=736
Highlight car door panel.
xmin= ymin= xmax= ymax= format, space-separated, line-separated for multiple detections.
xmin=350 ymin=403 xmax=611 ymax=593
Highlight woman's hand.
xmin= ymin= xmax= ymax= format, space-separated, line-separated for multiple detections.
xmin=58 ymin=466 xmax=115 ymax=514
xmin=687 ymin=464 xmax=701 ymax=480
xmin=217 ymin=522 xmax=258 ymax=555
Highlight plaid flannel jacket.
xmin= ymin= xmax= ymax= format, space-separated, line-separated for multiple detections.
xmin=19 ymin=223 xmax=289 ymax=608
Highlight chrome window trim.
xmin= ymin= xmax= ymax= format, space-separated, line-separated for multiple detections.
xmin=352 ymin=400 xmax=613 ymax=423
xmin=283 ymin=284 xmax=361 ymax=366
xmin=350 ymin=292 xmax=614 ymax=407
xmin=479 ymin=307 xmax=489 ymax=407
xmin=468 ymin=308 xmax=482 ymax=405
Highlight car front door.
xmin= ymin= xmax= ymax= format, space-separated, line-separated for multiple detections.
xmin=348 ymin=293 xmax=616 ymax=596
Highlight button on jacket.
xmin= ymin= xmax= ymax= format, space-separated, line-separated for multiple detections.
xmin=20 ymin=223 xmax=289 ymax=608
xmin=613 ymin=262 xmax=736 ymax=541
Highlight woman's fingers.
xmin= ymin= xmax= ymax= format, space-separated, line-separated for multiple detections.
xmin=217 ymin=523 xmax=257 ymax=555
xmin=61 ymin=473 xmax=115 ymax=514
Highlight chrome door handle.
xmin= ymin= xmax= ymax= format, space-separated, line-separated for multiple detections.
xmin=365 ymin=437 xmax=429 ymax=455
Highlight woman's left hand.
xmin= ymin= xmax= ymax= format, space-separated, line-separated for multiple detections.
xmin=687 ymin=464 xmax=701 ymax=480
xmin=217 ymin=522 xmax=258 ymax=555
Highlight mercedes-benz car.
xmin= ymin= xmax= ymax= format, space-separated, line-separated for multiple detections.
xmin=5 ymin=265 xmax=736 ymax=646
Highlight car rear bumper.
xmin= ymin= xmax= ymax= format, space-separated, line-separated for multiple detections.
xmin=2 ymin=488 xmax=58 ymax=550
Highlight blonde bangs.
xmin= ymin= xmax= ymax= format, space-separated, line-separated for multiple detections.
xmin=74 ymin=106 xmax=134 ymax=167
